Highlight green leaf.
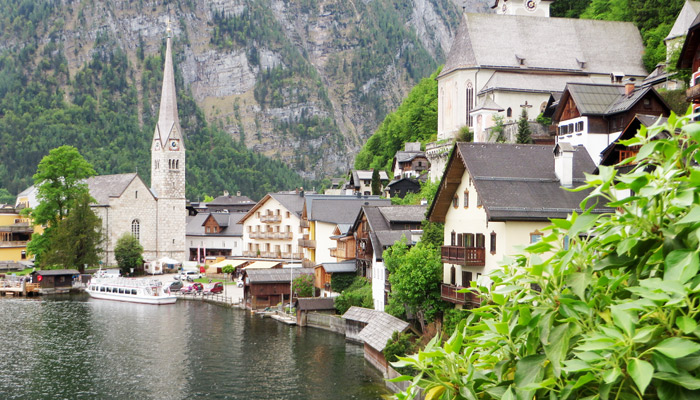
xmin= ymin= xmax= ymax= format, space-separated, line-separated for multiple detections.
xmin=501 ymin=387 xmax=516 ymax=400
xmin=628 ymin=358 xmax=654 ymax=394
xmin=611 ymin=305 xmax=637 ymax=337
xmin=571 ymin=373 xmax=596 ymax=390
xmin=569 ymin=213 xmax=598 ymax=238
xmin=514 ymin=354 xmax=545 ymax=400
xmin=655 ymin=371 xmax=700 ymax=390
xmin=677 ymin=317 xmax=698 ymax=335
xmin=568 ymin=272 xmax=589 ymax=300
xmin=387 ymin=374 xmax=415 ymax=383
xmin=678 ymin=206 xmax=700 ymax=225
xmin=655 ymin=338 xmax=700 ymax=359
xmin=603 ymin=367 xmax=621 ymax=384
xmin=544 ymin=323 xmax=570 ymax=378
xmin=665 ymin=250 xmax=700 ymax=284
xmin=633 ymin=326 xmax=657 ymax=344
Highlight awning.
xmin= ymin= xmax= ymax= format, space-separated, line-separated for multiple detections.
xmin=209 ymin=259 xmax=248 ymax=270
xmin=243 ymin=261 xmax=283 ymax=270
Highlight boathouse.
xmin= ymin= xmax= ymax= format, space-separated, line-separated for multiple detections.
xmin=243 ymin=267 xmax=314 ymax=310
xmin=31 ymin=269 xmax=80 ymax=291
xmin=342 ymin=306 xmax=410 ymax=372
xmin=294 ymin=297 xmax=336 ymax=326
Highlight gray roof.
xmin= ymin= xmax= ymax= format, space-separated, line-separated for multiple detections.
xmin=378 ymin=205 xmax=426 ymax=223
xmin=35 ymin=269 xmax=80 ymax=276
xmin=86 ymin=173 xmax=141 ymax=205
xmin=441 ymin=13 xmax=647 ymax=78
xmin=342 ymin=307 xmax=410 ymax=352
xmin=479 ymin=72 xmax=594 ymax=96
xmin=430 ymin=143 xmax=611 ymax=221
xmin=667 ymin=1 xmax=700 ymax=41
xmin=350 ymin=170 xmax=390 ymax=187
xmin=295 ymin=297 xmax=336 ymax=311
xmin=471 ymin=97 xmax=504 ymax=112
xmin=394 ymin=151 xmax=427 ymax=163
xmin=305 ymin=195 xmax=390 ymax=224
xmin=207 ymin=194 xmax=255 ymax=206
xmin=319 ymin=261 xmax=356 ymax=274
xmin=245 ymin=267 xmax=314 ymax=284
xmin=563 ymin=83 xmax=661 ymax=116
xmin=154 ymin=35 xmax=184 ymax=150
xmin=270 ymin=193 xmax=307 ymax=217
xmin=186 ymin=212 xmax=244 ymax=237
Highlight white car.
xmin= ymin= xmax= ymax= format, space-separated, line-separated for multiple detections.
xmin=179 ymin=271 xmax=202 ymax=281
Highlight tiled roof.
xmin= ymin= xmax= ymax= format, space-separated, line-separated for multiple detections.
xmin=441 ymin=13 xmax=647 ymax=78
xmin=561 ymin=83 xmax=665 ymax=117
xmin=270 ymin=193 xmax=306 ymax=217
xmin=207 ymin=195 xmax=255 ymax=206
xmin=342 ymin=307 xmax=409 ymax=352
xmin=378 ymin=205 xmax=426 ymax=223
xmin=35 ymin=269 xmax=80 ymax=276
xmin=479 ymin=72 xmax=594 ymax=95
xmin=319 ymin=261 xmax=356 ymax=274
xmin=295 ymin=297 xmax=336 ymax=311
xmin=306 ymin=195 xmax=390 ymax=224
xmin=86 ymin=173 xmax=140 ymax=205
xmin=186 ymin=212 xmax=244 ymax=236
xmin=394 ymin=151 xmax=426 ymax=163
xmin=667 ymin=1 xmax=700 ymax=40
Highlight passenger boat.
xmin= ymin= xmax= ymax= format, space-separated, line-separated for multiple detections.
xmin=86 ymin=277 xmax=177 ymax=305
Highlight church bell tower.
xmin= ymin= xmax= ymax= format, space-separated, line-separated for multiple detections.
xmin=151 ymin=22 xmax=186 ymax=261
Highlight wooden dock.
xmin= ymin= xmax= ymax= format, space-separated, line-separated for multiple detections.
xmin=0 ymin=281 xmax=40 ymax=297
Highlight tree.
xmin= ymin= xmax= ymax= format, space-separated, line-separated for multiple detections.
xmin=292 ymin=274 xmax=314 ymax=297
xmin=489 ymin=114 xmax=506 ymax=143
xmin=371 ymin=168 xmax=381 ymax=195
xmin=0 ymin=188 xmax=14 ymax=204
xmin=114 ymin=233 xmax=143 ymax=276
xmin=41 ymin=192 xmax=102 ymax=272
xmin=516 ymin=108 xmax=533 ymax=144
xmin=384 ymin=239 xmax=446 ymax=333
xmin=222 ymin=264 xmax=235 ymax=280
xmin=30 ymin=145 xmax=96 ymax=227
xmin=392 ymin=111 xmax=700 ymax=399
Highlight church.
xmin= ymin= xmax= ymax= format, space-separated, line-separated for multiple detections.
xmin=86 ymin=26 xmax=186 ymax=265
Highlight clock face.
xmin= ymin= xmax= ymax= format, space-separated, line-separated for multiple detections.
xmin=525 ymin=0 xmax=537 ymax=11
xmin=154 ymin=141 xmax=161 ymax=151
xmin=169 ymin=140 xmax=179 ymax=150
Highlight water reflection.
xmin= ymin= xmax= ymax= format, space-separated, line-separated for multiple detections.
xmin=0 ymin=296 xmax=389 ymax=399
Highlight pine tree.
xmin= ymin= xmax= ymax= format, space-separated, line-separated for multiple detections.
xmin=516 ymin=108 xmax=533 ymax=144
xmin=371 ymin=169 xmax=381 ymax=195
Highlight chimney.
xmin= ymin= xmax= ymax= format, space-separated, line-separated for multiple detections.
xmin=554 ymin=143 xmax=575 ymax=187
xmin=625 ymin=78 xmax=636 ymax=96
xmin=299 ymin=187 xmax=304 ymax=197
xmin=223 ymin=190 xmax=229 ymax=197
xmin=236 ymin=191 xmax=241 ymax=197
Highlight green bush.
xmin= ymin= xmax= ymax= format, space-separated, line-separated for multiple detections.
xmin=383 ymin=331 xmax=418 ymax=375
xmin=330 ymin=273 xmax=355 ymax=293
xmin=334 ymin=277 xmax=373 ymax=314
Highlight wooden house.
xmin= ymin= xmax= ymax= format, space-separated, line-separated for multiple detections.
xmin=31 ymin=269 xmax=80 ymax=291
xmin=313 ymin=261 xmax=356 ymax=297
xmin=242 ymin=267 xmax=314 ymax=310
xmin=294 ymin=297 xmax=336 ymax=326
xmin=342 ymin=306 xmax=409 ymax=373
xmin=599 ymin=114 xmax=670 ymax=171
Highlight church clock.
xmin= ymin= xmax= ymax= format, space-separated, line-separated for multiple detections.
xmin=169 ymin=139 xmax=179 ymax=151
xmin=524 ymin=0 xmax=537 ymax=11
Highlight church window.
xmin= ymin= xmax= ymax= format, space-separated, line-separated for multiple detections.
xmin=464 ymin=191 xmax=469 ymax=208
xmin=452 ymin=195 xmax=459 ymax=208
xmin=490 ymin=231 xmax=497 ymax=254
xmin=135 ymin=191 xmax=138 ymax=199
xmin=131 ymin=220 xmax=140 ymax=242
xmin=466 ymin=81 xmax=474 ymax=127
xmin=507 ymin=107 xmax=512 ymax=118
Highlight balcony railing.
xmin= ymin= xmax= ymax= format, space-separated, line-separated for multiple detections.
xmin=302 ymin=259 xmax=316 ymax=268
xmin=281 ymin=252 xmax=303 ymax=260
xmin=330 ymin=248 xmax=337 ymax=258
xmin=441 ymin=283 xmax=480 ymax=308
xmin=261 ymin=214 xmax=282 ymax=223
xmin=300 ymin=220 xmax=309 ymax=228
xmin=249 ymin=232 xmax=262 ymax=239
xmin=441 ymin=246 xmax=485 ymax=266
xmin=243 ymin=251 xmax=257 ymax=257
xmin=687 ymin=84 xmax=700 ymax=101
xmin=0 ymin=240 xmax=29 ymax=248
xmin=298 ymin=239 xmax=316 ymax=249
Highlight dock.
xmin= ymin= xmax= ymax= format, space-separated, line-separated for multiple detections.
xmin=0 ymin=280 xmax=40 ymax=297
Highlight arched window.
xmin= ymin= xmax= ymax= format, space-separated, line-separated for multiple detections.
xmin=131 ymin=219 xmax=140 ymax=241
xmin=450 ymin=266 xmax=456 ymax=285
xmin=466 ymin=81 xmax=474 ymax=127
xmin=507 ymin=107 xmax=512 ymax=118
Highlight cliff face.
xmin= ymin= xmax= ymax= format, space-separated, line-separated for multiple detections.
xmin=35 ymin=0 xmax=489 ymax=180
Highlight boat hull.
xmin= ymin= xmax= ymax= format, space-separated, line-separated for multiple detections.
xmin=86 ymin=290 xmax=177 ymax=305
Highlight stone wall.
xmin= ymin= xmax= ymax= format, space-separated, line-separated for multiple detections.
xmin=305 ymin=312 xmax=346 ymax=335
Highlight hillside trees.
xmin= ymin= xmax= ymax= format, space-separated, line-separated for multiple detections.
xmin=391 ymin=112 xmax=700 ymax=399
xmin=355 ymin=67 xmax=440 ymax=172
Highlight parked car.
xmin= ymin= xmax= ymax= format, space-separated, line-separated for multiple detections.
xmin=181 ymin=282 xmax=204 ymax=294
xmin=179 ymin=271 xmax=202 ymax=281
xmin=205 ymin=282 xmax=224 ymax=295
xmin=165 ymin=280 xmax=183 ymax=292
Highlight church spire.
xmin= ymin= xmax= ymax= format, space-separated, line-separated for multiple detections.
xmin=154 ymin=20 xmax=183 ymax=148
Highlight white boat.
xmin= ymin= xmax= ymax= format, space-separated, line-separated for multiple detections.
xmin=86 ymin=277 xmax=178 ymax=305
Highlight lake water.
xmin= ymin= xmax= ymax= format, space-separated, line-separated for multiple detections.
xmin=0 ymin=294 xmax=390 ymax=399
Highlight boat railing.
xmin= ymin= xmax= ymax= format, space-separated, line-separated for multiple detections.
xmin=90 ymin=277 xmax=163 ymax=288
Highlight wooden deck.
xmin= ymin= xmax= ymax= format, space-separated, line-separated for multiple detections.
xmin=0 ymin=281 xmax=41 ymax=296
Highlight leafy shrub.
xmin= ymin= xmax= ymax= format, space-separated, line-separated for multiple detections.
xmin=392 ymin=112 xmax=700 ymax=399
xmin=330 ymin=273 xmax=355 ymax=293
xmin=334 ymin=277 xmax=373 ymax=314
xmin=383 ymin=331 xmax=418 ymax=375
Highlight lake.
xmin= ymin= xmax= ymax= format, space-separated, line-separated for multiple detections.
xmin=0 ymin=294 xmax=390 ymax=399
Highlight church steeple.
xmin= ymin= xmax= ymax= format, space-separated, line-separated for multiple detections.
xmin=154 ymin=22 xmax=184 ymax=149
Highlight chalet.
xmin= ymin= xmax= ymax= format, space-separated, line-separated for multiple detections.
xmin=299 ymin=195 xmax=389 ymax=268
xmin=385 ymin=177 xmax=422 ymax=199
xmin=599 ymin=115 xmax=670 ymax=171
xmin=294 ymin=297 xmax=336 ymax=326
xmin=428 ymin=142 xmax=611 ymax=309
xmin=351 ymin=205 xmax=426 ymax=311
xmin=552 ymin=83 xmax=670 ymax=164
xmin=342 ymin=306 xmax=410 ymax=373
xmin=313 ymin=260 xmax=356 ymax=297
xmin=242 ymin=267 xmax=314 ymax=310
xmin=237 ymin=192 xmax=306 ymax=262
xmin=186 ymin=212 xmax=244 ymax=262
xmin=391 ymin=142 xmax=429 ymax=179
xmin=427 ymin=11 xmax=648 ymax=180
xmin=346 ymin=170 xmax=390 ymax=196
xmin=329 ymin=223 xmax=355 ymax=262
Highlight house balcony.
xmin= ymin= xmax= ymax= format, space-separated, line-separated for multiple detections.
xmin=298 ymin=239 xmax=316 ymax=249
xmin=441 ymin=246 xmax=485 ymax=267
xmin=441 ymin=283 xmax=480 ymax=308
xmin=260 ymin=214 xmax=282 ymax=223
xmin=687 ymin=84 xmax=700 ymax=102
xmin=260 ymin=251 xmax=281 ymax=258
xmin=0 ymin=240 xmax=29 ymax=248
xmin=302 ymin=258 xmax=316 ymax=268
xmin=281 ymin=252 xmax=303 ymax=260
xmin=0 ymin=225 xmax=33 ymax=233
xmin=242 ymin=251 xmax=257 ymax=257
xmin=300 ymin=219 xmax=309 ymax=228
xmin=330 ymin=248 xmax=337 ymax=258
xmin=249 ymin=232 xmax=263 ymax=239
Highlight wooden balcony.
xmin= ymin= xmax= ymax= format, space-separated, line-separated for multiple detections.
xmin=281 ymin=252 xmax=303 ymax=260
xmin=261 ymin=214 xmax=282 ymax=223
xmin=302 ymin=258 xmax=316 ymax=268
xmin=300 ymin=220 xmax=309 ymax=228
xmin=249 ymin=232 xmax=263 ymax=239
xmin=330 ymin=248 xmax=337 ymax=258
xmin=687 ymin=84 xmax=700 ymax=101
xmin=441 ymin=246 xmax=485 ymax=266
xmin=0 ymin=240 xmax=29 ymax=248
xmin=243 ymin=251 xmax=257 ymax=257
xmin=441 ymin=283 xmax=480 ymax=308
xmin=298 ymin=239 xmax=316 ymax=249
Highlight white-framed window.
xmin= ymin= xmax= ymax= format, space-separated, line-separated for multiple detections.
xmin=131 ymin=219 xmax=140 ymax=241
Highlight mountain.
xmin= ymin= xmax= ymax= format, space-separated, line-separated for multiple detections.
xmin=0 ymin=0 xmax=489 ymax=201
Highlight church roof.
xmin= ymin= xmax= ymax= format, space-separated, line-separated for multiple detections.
xmin=440 ymin=13 xmax=647 ymax=79
xmin=478 ymin=72 xmax=595 ymax=96
xmin=86 ymin=173 xmax=144 ymax=205
xmin=666 ymin=1 xmax=700 ymax=41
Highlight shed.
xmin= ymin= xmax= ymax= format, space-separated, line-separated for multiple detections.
xmin=342 ymin=306 xmax=410 ymax=372
xmin=294 ymin=297 xmax=336 ymax=326
xmin=31 ymin=269 xmax=80 ymax=291
xmin=243 ymin=267 xmax=314 ymax=310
